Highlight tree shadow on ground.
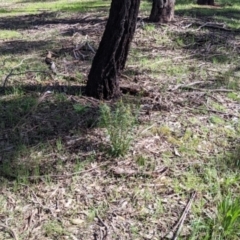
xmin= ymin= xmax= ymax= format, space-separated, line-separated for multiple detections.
xmin=0 ymin=39 xmax=56 ymax=56
xmin=0 ymin=86 xmax=107 ymax=181
xmin=0 ymin=11 xmax=106 ymax=31
xmin=174 ymin=6 xmax=240 ymax=57
xmin=171 ymin=30 xmax=239 ymax=64
xmin=173 ymin=6 xmax=240 ymax=64
xmin=177 ymin=7 xmax=240 ymax=22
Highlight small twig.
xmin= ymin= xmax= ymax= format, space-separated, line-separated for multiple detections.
xmin=73 ymin=49 xmax=86 ymax=60
xmin=0 ymin=223 xmax=19 ymax=240
xmin=170 ymin=81 xmax=212 ymax=91
xmin=185 ymin=106 xmax=239 ymax=118
xmin=2 ymin=56 xmax=40 ymax=87
xmin=194 ymin=22 xmax=209 ymax=31
xmin=206 ymin=89 xmax=236 ymax=93
xmin=193 ymin=22 xmax=234 ymax=32
xmin=182 ymin=23 xmax=192 ymax=29
xmin=204 ymin=108 xmax=239 ymax=118
xmin=171 ymin=191 xmax=196 ymax=240
xmin=3 ymin=69 xmax=14 ymax=87
xmin=137 ymin=123 xmax=156 ymax=135
xmin=81 ymin=95 xmax=101 ymax=105
xmin=172 ymin=85 xmax=237 ymax=93
xmin=3 ymin=70 xmax=53 ymax=87
xmin=121 ymin=74 xmax=133 ymax=81
xmin=86 ymin=41 xmax=96 ymax=54
xmin=12 ymin=90 xmax=52 ymax=131
xmin=18 ymin=162 xmax=108 ymax=181
xmin=96 ymin=214 xmax=108 ymax=240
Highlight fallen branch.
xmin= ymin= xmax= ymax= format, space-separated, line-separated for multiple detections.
xmin=171 ymin=85 xmax=236 ymax=93
xmin=193 ymin=22 xmax=235 ymax=32
xmin=172 ymin=191 xmax=196 ymax=240
xmin=164 ymin=191 xmax=196 ymax=240
xmin=169 ymin=81 xmax=213 ymax=91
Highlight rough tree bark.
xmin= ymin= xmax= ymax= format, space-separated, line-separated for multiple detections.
xmin=197 ymin=0 xmax=214 ymax=5
xmin=149 ymin=0 xmax=175 ymax=23
xmin=86 ymin=0 xmax=140 ymax=99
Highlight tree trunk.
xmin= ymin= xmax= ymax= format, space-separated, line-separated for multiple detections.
xmin=197 ymin=0 xmax=214 ymax=5
xmin=86 ymin=0 xmax=140 ymax=100
xmin=149 ymin=0 xmax=175 ymax=23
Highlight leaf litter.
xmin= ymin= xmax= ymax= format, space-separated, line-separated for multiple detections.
xmin=0 ymin=5 xmax=240 ymax=240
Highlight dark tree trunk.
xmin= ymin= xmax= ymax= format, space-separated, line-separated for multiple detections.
xmin=197 ymin=0 xmax=214 ymax=5
xmin=86 ymin=0 xmax=140 ymax=99
xmin=149 ymin=0 xmax=175 ymax=23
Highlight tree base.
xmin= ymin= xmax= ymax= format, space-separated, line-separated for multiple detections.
xmin=149 ymin=0 xmax=175 ymax=23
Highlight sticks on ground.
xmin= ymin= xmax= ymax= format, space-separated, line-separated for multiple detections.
xmin=0 ymin=223 xmax=19 ymax=240
xmin=164 ymin=191 xmax=196 ymax=240
xmin=3 ymin=70 xmax=53 ymax=88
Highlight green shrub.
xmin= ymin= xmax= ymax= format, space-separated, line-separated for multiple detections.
xmin=99 ymin=101 xmax=136 ymax=157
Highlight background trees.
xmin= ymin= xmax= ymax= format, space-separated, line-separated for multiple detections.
xmin=149 ymin=0 xmax=175 ymax=23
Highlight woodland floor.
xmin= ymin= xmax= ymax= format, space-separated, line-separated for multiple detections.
xmin=0 ymin=1 xmax=240 ymax=240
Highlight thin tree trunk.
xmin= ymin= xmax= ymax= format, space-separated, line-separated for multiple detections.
xmin=149 ymin=0 xmax=175 ymax=23
xmin=86 ymin=0 xmax=140 ymax=99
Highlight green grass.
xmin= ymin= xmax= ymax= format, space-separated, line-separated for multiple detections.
xmin=191 ymin=196 xmax=240 ymax=239
xmin=0 ymin=0 xmax=110 ymax=16
xmin=99 ymin=100 xmax=137 ymax=157
xmin=0 ymin=30 xmax=22 ymax=39
xmin=43 ymin=220 xmax=67 ymax=238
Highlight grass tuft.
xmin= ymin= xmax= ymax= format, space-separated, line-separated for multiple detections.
xmin=99 ymin=100 xmax=137 ymax=157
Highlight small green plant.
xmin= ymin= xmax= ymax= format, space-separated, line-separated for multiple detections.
xmin=227 ymin=92 xmax=240 ymax=101
xmin=217 ymin=196 xmax=240 ymax=238
xmin=73 ymin=103 xmax=88 ymax=114
xmin=55 ymin=92 xmax=67 ymax=102
xmin=56 ymin=138 xmax=63 ymax=152
xmin=144 ymin=23 xmax=155 ymax=32
xmin=209 ymin=115 xmax=225 ymax=125
xmin=17 ymin=165 xmax=30 ymax=185
xmin=99 ymin=101 xmax=136 ymax=157
xmin=136 ymin=155 xmax=147 ymax=166
xmin=191 ymin=196 xmax=240 ymax=239
xmin=155 ymin=198 xmax=164 ymax=215
xmin=43 ymin=220 xmax=66 ymax=238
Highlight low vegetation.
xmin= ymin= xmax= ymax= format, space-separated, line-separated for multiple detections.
xmin=0 ymin=0 xmax=239 ymax=239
